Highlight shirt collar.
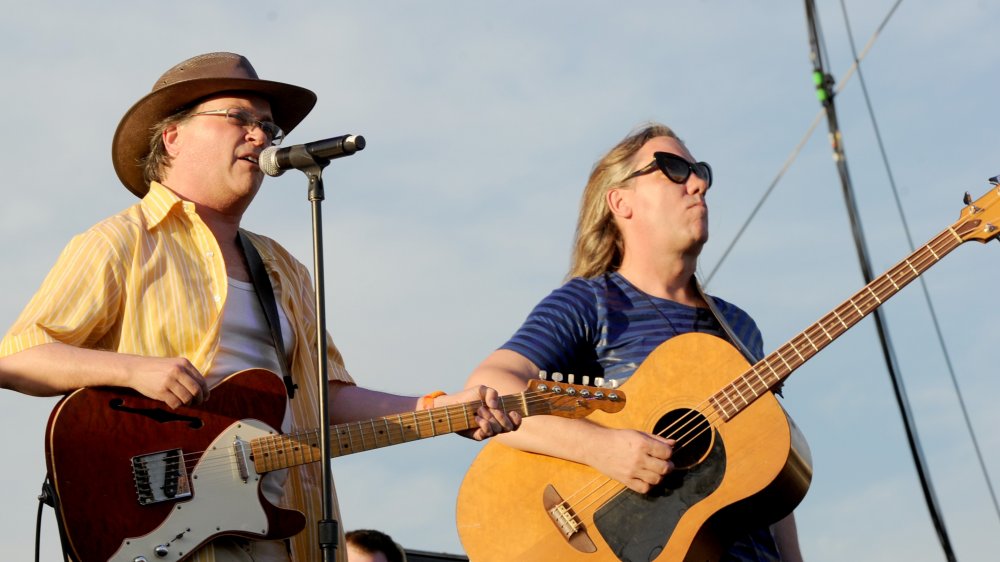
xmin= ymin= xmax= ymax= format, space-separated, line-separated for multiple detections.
xmin=140 ymin=181 xmax=191 ymax=229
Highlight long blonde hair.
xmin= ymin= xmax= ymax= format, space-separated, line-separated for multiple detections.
xmin=568 ymin=122 xmax=680 ymax=279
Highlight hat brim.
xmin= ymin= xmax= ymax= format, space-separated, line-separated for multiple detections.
xmin=112 ymin=77 xmax=317 ymax=198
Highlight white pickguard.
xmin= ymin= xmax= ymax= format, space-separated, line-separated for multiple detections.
xmin=109 ymin=419 xmax=276 ymax=561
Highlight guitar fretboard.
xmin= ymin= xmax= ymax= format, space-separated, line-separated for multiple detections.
xmin=251 ymin=393 xmax=534 ymax=473
xmin=708 ymin=217 xmax=982 ymax=421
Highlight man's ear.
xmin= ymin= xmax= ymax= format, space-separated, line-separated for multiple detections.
xmin=607 ymin=187 xmax=632 ymax=219
xmin=162 ymin=124 xmax=182 ymax=157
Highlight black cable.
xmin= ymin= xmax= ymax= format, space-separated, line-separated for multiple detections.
xmin=704 ymin=2 xmax=901 ymax=285
xmin=35 ymin=488 xmax=44 ymax=562
xmin=837 ymin=0 xmax=1000 ymax=527
xmin=805 ymin=1 xmax=957 ymax=559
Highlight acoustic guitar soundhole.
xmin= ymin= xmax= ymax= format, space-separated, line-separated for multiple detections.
xmin=654 ymin=408 xmax=713 ymax=470
xmin=593 ymin=408 xmax=725 ymax=562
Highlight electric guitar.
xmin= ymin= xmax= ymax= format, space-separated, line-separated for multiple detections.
xmin=45 ymin=369 xmax=625 ymax=562
xmin=456 ymin=184 xmax=1000 ymax=561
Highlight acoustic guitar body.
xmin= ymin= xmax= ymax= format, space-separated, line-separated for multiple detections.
xmin=457 ymin=333 xmax=812 ymax=562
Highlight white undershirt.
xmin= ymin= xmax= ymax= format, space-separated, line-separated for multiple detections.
xmin=206 ymin=277 xmax=296 ymax=505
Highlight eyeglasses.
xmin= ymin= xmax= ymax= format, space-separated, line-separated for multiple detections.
xmin=189 ymin=108 xmax=285 ymax=145
xmin=623 ymin=151 xmax=712 ymax=188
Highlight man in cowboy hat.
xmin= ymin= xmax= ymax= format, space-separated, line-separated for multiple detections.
xmin=0 ymin=52 xmax=519 ymax=561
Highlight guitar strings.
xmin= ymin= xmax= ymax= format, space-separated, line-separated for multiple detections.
xmin=555 ymin=229 xmax=957 ymax=522
xmin=129 ymin=390 xmax=594 ymax=483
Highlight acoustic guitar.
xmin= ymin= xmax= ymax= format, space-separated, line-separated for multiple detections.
xmin=457 ymin=184 xmax=1000 ymax=561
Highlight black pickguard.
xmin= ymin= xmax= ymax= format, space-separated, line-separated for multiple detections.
xmin=593 ymin=430 xmax=726 ymax=562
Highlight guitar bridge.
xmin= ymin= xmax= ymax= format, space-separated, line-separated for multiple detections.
xmin=132 ymin=448 xmax=192 ymax=506
xmin=543 ymin=484 xmax=596 ymax=553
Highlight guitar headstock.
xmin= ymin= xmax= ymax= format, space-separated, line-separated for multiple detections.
xmin=524 ymin=373 xmax=626 ymax=419
xmin=956 ymin=184 xmax=1000 ymax=243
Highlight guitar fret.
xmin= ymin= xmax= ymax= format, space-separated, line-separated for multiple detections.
xmin=750 ymin=365 xmax=768 ymax=389
xmin=708 ymin=395 xmax=726 ymax=419
xmin=426 ymin=410 xmax=437 ymax=437
xmin=903 ymin=258 xmax=920 ymax=276
xmin=832 ymin=309 xmax=849 ymax=330
xmin=786 ymin=339 xmax=805 ymax=362
xmin=720 ymin=387 xmax=738 ymax=415
xmin=774 ymin=350 xmax=793 ymax=375
xmin=865 ymin=286 xmax=882 ymax=304
xmin=714 ymin=392 xmax=733 ymax=420
xmin=818 ymin=319 xmax=834 ymax=340
xmin=368 ymin=419 xmax=379 ymax=449
xmin=762 ymin=359 xmax=782 ymax=386
xmin=802 ymin=330 xmax=820 ymax=352
xmin=285 ymin=434 xmax=297 ymax=468
xmin=849 ymin=299 xmax=864 ymax=316
xmin=396 ymin=414 xmax=406 ymax=443
xmin=926 ymin=244 xmax=940 ymax=259
xmin=357 ymin=421 xmax=368 ymax=451
xmin=885 ymin=269 xmax=901 ymax=290
xmin=411 ymin=411 xmax=420 ymax=440
xmin=947 ymin=226 xmax=963 ymax=243
xmin=269 ymin=435 xmax=280 ymax=471
xmin=732 ymin=380 xmax=748 ymax=404
xmin=383 ymin=418 xmax=393 ymax=447
xmin=349 ymin=424 xmax=359 ymax=454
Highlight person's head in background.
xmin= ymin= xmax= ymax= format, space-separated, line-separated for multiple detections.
xmin=346 ymin=529 xmax=407 ymax=562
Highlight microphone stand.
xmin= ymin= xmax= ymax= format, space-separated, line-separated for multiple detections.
xmin=288 ymin=152 xmax=339 ymax=562
xmin=273 ymin=132 xmax=364 ymax=560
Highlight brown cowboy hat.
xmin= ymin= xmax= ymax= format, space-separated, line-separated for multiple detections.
xmin=112 ymin=52 xmax=317 ymax=198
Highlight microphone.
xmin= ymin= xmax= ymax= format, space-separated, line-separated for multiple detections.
xmin=259 ymin=134 xmax=366 ymax=177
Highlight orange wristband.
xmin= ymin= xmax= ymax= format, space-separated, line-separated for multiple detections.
xmin=420 ymin=390 xmax=446 ymax=410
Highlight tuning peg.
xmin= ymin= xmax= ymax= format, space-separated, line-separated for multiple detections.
xmin=568 ymin=373 xmax=575 ymax=384
xmin=582 ymin=375 xmax=590 ymax=386
xmin=538 ymin=370 xmax=548 ymax=381
xmin=989 ymin=175 xmax=999 ymax=186
xmin=552 ymin=372 xmax=564 ymax=383
xmin=964 ymin=192 xmax=973 ymax=205
xmin=594 ymin=377 xmax=605 ymax=388
xmin=605 ymin=379 xmax=620 ymax=389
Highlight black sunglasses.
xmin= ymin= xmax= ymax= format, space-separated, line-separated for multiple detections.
xmin=623 ymin=151 xmax=712 ymax=187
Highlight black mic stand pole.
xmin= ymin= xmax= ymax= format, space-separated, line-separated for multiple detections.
xmin=802 ymin=1 xmax=956 ymax=559
xmin=289 ymin=152 xmax=339 ymax=562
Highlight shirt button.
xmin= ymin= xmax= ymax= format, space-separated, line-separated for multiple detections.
xmin=213 ymin=295 xmax=221 ymax=303
xmin=206 ymin=251 xmax=215 ymax=258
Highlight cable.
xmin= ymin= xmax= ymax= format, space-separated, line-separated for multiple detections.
xmin=807 ymin=1 xmax=958 ymax=559
xmin=837 ymin=0 xmax=1000 ymax=527
xmin=703 ymin=1 xmax=904 ymax=285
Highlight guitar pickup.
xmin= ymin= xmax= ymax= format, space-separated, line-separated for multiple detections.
xmin=131 ymin=448 xmax=192 ymax=506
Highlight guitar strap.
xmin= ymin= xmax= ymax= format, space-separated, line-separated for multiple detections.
xmin=695 ymin=278 xmax=758 ymax=363
xmin=696 ymin=278 xmax=784 ymax=395
xmin=238 ymin=230 xmax=298 ymax=399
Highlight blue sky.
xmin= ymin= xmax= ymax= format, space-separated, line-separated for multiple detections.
xmin=2 ymin=2 xmax=999 ymax=560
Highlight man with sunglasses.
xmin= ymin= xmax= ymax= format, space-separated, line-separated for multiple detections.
xmin=465 ymin=123 xmax=803 ymax=561
xmin=0 ymin=52 xmax=520 ymax=562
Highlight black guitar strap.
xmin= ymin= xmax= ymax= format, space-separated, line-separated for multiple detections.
xmin=696 ymin=278 xmax=783 ymax=395
xmin=238 ymin=230 xmax=297 ymax=399
xmin=696 ymin=278 xmax=758 ymax=364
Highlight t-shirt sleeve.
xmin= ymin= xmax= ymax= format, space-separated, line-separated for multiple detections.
xmin=500 ymin=279 xmax=599 ymax=374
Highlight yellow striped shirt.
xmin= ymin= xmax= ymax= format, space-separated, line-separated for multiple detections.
xmin=1 ymin=181 xmax=354 ymax=561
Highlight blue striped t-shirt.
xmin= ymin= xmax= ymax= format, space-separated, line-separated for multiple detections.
xmin=499 ymin=271 xmax=782 ymax=562
xmin=501 ymin=272 xmax=764 ymax=382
